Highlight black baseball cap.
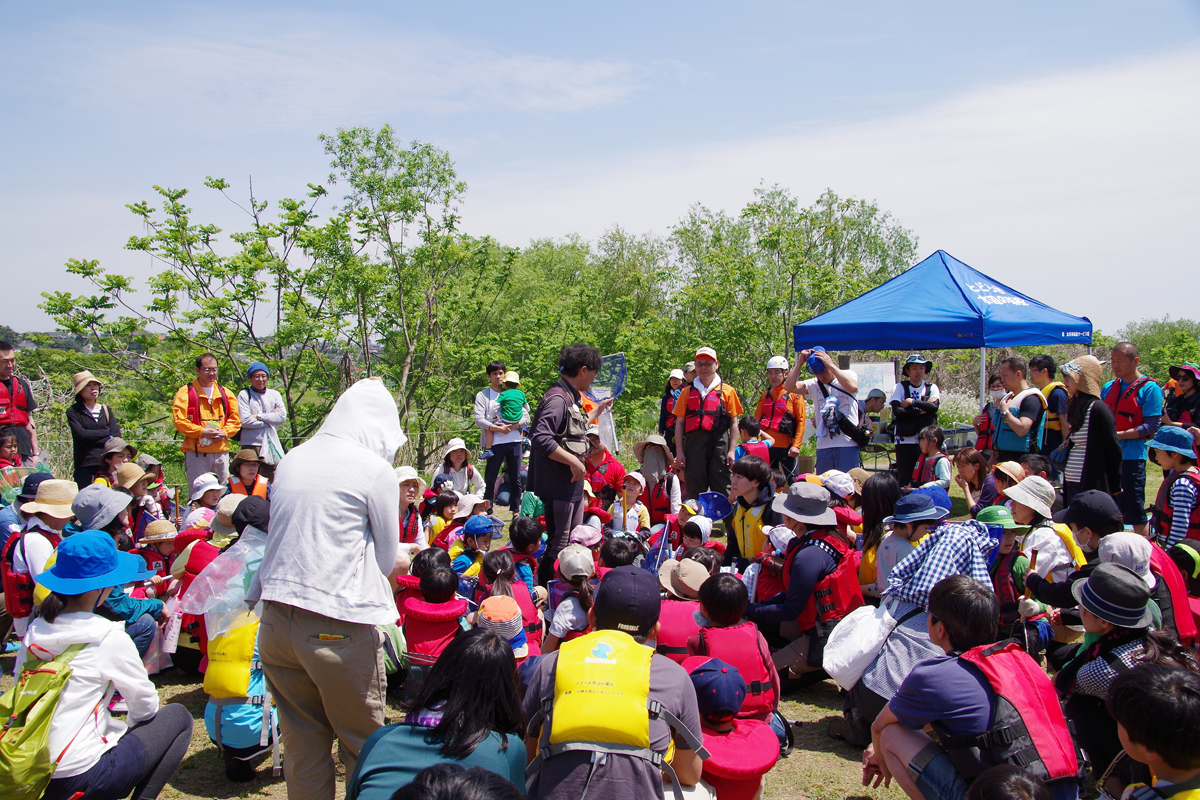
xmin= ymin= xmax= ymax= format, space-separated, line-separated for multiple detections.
xmin=1054 ymin=489 xmax=1121 ymax=531
xmin=18 ymin=471 xmax=56 ymax=501
xmin=592 ymin=566 xmax=662 ymax=637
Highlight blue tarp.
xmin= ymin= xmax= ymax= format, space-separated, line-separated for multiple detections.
xmin=792 ymin=250 xmax=1092 ymax=351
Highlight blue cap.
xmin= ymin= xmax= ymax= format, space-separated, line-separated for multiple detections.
xmin=463 ymin=515 xmax=493 ymax=539
xmin=18 ymin=471 xmax=55 ymax=501
xmin=911 ymin=486 xmax=953 ymax=518
xmin=36 ymin=531 xmax=155 ymax=595
xmin=884 ymin=492 xmax=950 ymax=525
xmin=806 ymin=346 xmax=827 ymax=375
xmin=1149 ymin=426 xmax=1198 ymax=460
xmin=696 ymin=492 xmax=733 ymax=521
xmin=246 ymin=361 xmax=270 ymax=379
xmin=684 ymin=657 xmax=746 ymax=722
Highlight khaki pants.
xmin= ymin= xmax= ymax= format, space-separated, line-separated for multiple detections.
xmin=259 ymin=602 xmax=386 ymax=800
xmin=184 ymin=450 xmax=229 ymax=487
xmin=771 ymin=623 xmax=822 ymax=677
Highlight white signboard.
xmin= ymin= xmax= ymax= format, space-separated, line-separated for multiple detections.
xmin=849 ymin=361 xmax=897 ymax=401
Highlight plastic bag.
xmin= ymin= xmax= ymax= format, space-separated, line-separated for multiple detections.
xmin=179 ymin=526 xmax=268 ymax=639
xmin=161 ymin=597 xmax=182 ymax=654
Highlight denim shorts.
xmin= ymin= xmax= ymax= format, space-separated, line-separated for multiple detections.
xmin=909 ymin=744 xmax=968 ymax=800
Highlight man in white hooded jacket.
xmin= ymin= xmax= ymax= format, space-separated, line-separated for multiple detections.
xmin=249 ymin=378 xmax=405 ymax=800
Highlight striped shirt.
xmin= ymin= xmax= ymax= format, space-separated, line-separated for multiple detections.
xmin=1162 ymin=470 xmax=1200 ymax=550
xmin=1063 ymin=404 xmax=1092 ymax=484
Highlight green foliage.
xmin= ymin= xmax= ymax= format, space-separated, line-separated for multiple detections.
xmin=1113 ymin=317 xmax=1200 ymax=382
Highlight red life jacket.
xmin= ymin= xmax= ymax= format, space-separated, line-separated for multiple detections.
xmin=131 ymin=546 xmax=169 ymax=578
xmin=751 ymin=554 xmax=786 ymax=603
xmin=640 ymin=474 xmax=676 ymax=526
xmin=1103 ymin=376 xmax=1154 ymax=434
xmin=684 ymin=384 xmax=728 ymax=434
xmin=1 ymin=529 xmax=63 ymax=618
xmin=649 ymin=514 xmax=682 ymax=550
xmin=178 ymin=538 xmax=221 ymax=659
xmin=654 ymin=597 xmax=700 ymax=664
xmin=936 ymin=641 xmax=1087 ymax=786
xmin=781 ymin=530 xmax=865 ymax=631
xmin=695 ymin=622 xmax=776 ymax=719
xmin=1149 ymin=542 xmax=1199 ymax=646
xmin=585 ymin=452 xmax=624 ymax=498
xmin=0 ymin=378 xmax=30 ymax=426
xmin=700 ymin=719 xmax=780 ymax=800
xmin=991 ymin=550 xmax=1022 ymax=626
xmin=975 ymin=406 xmax=997 ymax=451
xmin=187 ymin=382 xmax=231 ymax=426
xmin=1152 ymin=470 xmax=1200 ymax=546
xmin=740 ymin=440 xmax=770 ymax=462
xmin=510 ymin=585 xmax=544 ymax=654
xmin=432 ymin=520 xmax=462 ymax=551
xmin=402 ymin=598 xmax=468 ymax=663
xmin=229 ymin=475 xmax=269 ymax=499
xmin=758 ymin=389 xmax=797 ymax=439
xmin=394 ymin=574 xmax=422 ymax=623
xmin=912 ymin=452 xmax=948 ymax=486
xmin=399 ymin=507 xmax=422 ymax=545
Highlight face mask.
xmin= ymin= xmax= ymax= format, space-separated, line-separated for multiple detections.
xmin=693 ymin=610 xmax=712 ymax=628
xmin=1075 ymin=529 xmax=1096 ymax=553
xmin=990 ymin=389 xmax=1006 ymax=401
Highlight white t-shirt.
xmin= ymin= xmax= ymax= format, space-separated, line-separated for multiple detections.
xmin=804 ymin=373 xmax=860 ymax=449
xmin=889 ymin=381 xmax=941 ymax=445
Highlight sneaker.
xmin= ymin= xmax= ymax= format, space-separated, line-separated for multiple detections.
xmin=3 ymin=640 xmax=20 ymax=653
xmin=108 ymin=692 xmax=127 ymax=714
xmin=479 ymin=449 xmax=494 ymax=460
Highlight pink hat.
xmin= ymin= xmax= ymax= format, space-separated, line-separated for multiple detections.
xmin=570 ymin=524 xmax=603 ymax=547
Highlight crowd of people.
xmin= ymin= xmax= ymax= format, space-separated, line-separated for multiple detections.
xmin=3 ymin=337 xmax=1200 ymax=800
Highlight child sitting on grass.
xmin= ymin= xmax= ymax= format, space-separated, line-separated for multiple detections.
xmin=402 ymin=567 xmax=469 ymax=667
xmin=505 ymin=515 xmax=542 ymax=597
xmin=449 ymin=515 xmax=493 ymax=578
xmin=542 ymin=544 xmax=594 ymax=652
xmin=609 ymin=472 xmax=651 ymax=535
xmin=396 ymin=546 xmax=452 ymax=623
xmin=868 ymin=493 xmax=949 ymax=595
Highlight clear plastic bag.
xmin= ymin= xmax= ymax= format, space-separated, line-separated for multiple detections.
xmin=178 ymin=526 xmax=268 ymax=638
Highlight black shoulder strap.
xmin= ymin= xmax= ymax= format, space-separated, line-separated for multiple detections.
xmin=799 ymin=536 xmax=842 ymax=566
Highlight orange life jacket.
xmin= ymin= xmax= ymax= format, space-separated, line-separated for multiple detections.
xmin=229 ymin=475 xmax=269 ymax=499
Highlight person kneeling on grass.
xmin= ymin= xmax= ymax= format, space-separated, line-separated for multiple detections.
xmin=863 ymin=575 xmax=1085 ymax=800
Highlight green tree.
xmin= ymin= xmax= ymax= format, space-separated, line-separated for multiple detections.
xmin=1115 ymin=317 xmax=1200 ymax=382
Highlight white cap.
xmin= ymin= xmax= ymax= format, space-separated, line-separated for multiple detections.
xmin=767 ymin=356 xmax=789 ymax=371
xmin=669 ymin=368 xmax=685 ymax=380
xmin=695 ymin=346 xmax=717 ymax=361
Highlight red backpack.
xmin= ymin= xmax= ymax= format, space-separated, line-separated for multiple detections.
xmin=695 ymin=622 xmax=776 ymax=719
xmin=935 ymin=641 xmax=1086 ymax=787
xmin=1 ymin=530 xmax=62 ymax=618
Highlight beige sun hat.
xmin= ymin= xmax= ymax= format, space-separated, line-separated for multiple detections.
xmin=395 ymin=466 xmax=428 ymax=495
xmin=20 ymin=480 xmax=80 ymax=519
xmin=1004 ymin=475 xmax=1056 ymax=519
xmin=1061 ymin=355 xmax=1104 ymax=398
xmin=455 ymin=493 xmax=485 ymax=519
xmin=658 ymin=557 xmax=708 ymax=601
xmin=995 ymin=461 xmax=1026 ymax=485
xmin=114 ymin=462 xmax=148 ymax=490
xmin=71 ymin=370 xmax=103 ymax=397
xmin=141 ymin=520 xmax=179 ymax=543
xmin=210 ymin=493 xmax=246 ymax=537
xmin=633 ymin=435 xmax=669 ymax=464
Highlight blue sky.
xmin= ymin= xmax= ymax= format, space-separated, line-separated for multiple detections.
xmin=3 ymin=1 xmax=1198 ymax=334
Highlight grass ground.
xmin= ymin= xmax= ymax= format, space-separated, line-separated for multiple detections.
xmin=0 ymin=464 xmax=1165 ymax=800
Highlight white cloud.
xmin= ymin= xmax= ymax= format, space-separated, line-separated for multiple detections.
xmin=15 ymin=21 xmax=644 ymax=126
xmin=462 ymin=46 xmax=1200 ymax=333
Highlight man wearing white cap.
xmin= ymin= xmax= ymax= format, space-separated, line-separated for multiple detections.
xmin=756 ymin=356 xmax=806 ymax=477
xmin=672 ymin=346 xmax=744 ymax=498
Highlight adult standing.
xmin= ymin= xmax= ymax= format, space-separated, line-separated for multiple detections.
xmin=528 ymin=343 xmax=610 ymax=585
xmin=237 ymin=361 xmax=287 ymax=479
xmin=0 ymin=340 xmax=38 ymax=462
xmin=990 ymin=356 xmax=1047 ymax=464
xmin=756 ymin=355 xmax=807 ymax=477
xmin=248 ymin=378 xmax=405 ymax=800
xmin=172 ymin=353 xmax=241 ymax=487
xmin=66 ymin=370 xmax=121 ymax=488
xmin=1101 ymin=342 xmax=1164 ymax=535
xmin=1059 ymin=356 xmax=1122 ymax=502
xmin=785 ymin=347 xmax=861 ymax=473
xmin=1030 ymin=354 xmax=1072 ymax=481
xmin=889 ymin=354 xmax=940 ymax=488
xmin=473 ymin=361 xmax=529 ymax=514
xmin=672 ymin=346 xmax=744 ymax=498
xmin=1164 ymin=362 xmax=1200 ymax=429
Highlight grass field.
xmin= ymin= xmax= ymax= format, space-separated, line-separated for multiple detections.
xmin=1 ymin=465 xmax=1165 ymax=800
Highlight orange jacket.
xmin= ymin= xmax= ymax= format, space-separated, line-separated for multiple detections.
xmin=172 ymin=381 xmax=242 ymax=453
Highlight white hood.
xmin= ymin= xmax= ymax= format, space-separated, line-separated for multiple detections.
xmin=314 ymin=378 xmax=407 ymax=463
xmin=22 ymin=612 xmax=121 ymax=657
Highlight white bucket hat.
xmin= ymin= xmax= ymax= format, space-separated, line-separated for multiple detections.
xmin=190 ymin=472 xmax=223 ymax=503
xmin=442 ymin=438 xmax=470 ymax=461
xmin=1004 ymin=475 xmax=1056 ymax=519
xmin=395 ymin=466 xmax=428 ymax=495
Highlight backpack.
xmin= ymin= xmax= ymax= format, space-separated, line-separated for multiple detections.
xmin=0 ymin=643 xmax=92 ymax=800
xmin=816 ymin=381 xmax=869 ymax=447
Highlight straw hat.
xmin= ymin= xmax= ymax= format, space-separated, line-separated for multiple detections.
xmin=20 ymin=479 xmax=80 ymax=519
xmin=141 ymin=520 xmax=179 ymax=543
xmin=71 ymin=370 xmax=103 ymax=397
xmin=114 ymin=462 xmax=148 ymax=490
xmin=1060 ymin=355 xmax=1104 ymax=398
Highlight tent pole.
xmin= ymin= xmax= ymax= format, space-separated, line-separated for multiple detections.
xmin=979 ymin=347 xmax=987 ymax=409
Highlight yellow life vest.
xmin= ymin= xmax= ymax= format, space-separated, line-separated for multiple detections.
xmin=731 ymin=504 xmax=768 ymax=560
xmin=1053 ymin=523 xmax=1088 ymax=571
xmin=527 ymin=629 xmax=708 ymax=800
xmin=447 ymin=540 xmax=482 ymax=578
xmin=32 ymin=552 xmax=57 ymax=606
xmin=1125 ymin=775 xmax=1200 ymax=799
xmin=204 ymin=615 xmax=259 ymax=700
xmin=1041 ymin=381 xmax=1066 ymax=431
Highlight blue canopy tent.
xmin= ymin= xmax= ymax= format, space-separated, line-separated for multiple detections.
xmin=792 ymin=250 xmax=1092 ymax=403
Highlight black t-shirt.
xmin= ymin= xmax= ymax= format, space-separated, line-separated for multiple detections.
xmin=1017 ymin=393 xmax=1045 ymax=452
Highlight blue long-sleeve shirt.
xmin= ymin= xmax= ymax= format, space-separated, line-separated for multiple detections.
xmin=103 ymin=583 xmax=163 ymax=623
xmin=745 ymin=543 xmax=837 ymax=625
